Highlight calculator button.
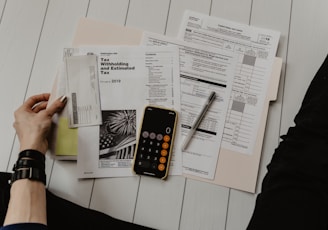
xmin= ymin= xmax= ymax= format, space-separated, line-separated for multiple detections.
xmin=159 ymin=157 xmax=167 ymax=164
xmin=158 ymin=164 xmax=165 ymax=171
xmin=161 ymin=149 xmax=168 ymax=157
xmin=162 ymin=142 xmax=169 ymax=149
xmin=142 ymin=131 xmax=149 ymax=138
xmin=163 ymin=135 xmax=170 ymax=142
xmin=149 ymin=132 xmax=156 ymax=139
xmin=166 ymin=127 xmax=172 ymax=134
xmin=151 ymin=163 xmax=157 ymax=170
xmin=137 ymin=160 xmax=150 ymax=168
xmin=156 ymin=134 xmax=163 ymax=141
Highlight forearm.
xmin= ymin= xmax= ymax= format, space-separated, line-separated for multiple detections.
xmin=4 ymin=179 xmax=47 ymax=226
xmin=3 ymin=149 xmax=47 ymax=226
xmin=2 ymin=94 xmax=66 ymax=227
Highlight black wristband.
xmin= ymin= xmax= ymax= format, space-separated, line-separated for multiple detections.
xmin=19 ymin=149 xmax=45 ymax=163
xmin=13 ymin=158 xmax=45 ymax=171
xmin=12 ymin=150 xmax=47 ymax=185
xmin=11 ymin=167 xmax=46 ymax=185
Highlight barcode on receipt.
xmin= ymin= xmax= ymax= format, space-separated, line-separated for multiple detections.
xmin=72 ymin=93 xmax=78 ymax=124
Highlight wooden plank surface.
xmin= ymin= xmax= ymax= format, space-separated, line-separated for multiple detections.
xmin=281 ymin=0 xmax=328 ymax=135
xmin=165 ymin=0 xmax=212 ymax=37
xmin=87 ymin=0 xmax=130 ymax=25
xmin=180 ymin=180 xmax=229 ymax=230
xmin=0 ymin=0 xmax=6 ymax=22
xmin=211 ymin=0 xmax=252 ymax=24
xmin=126 ymin=0 xmax=170 ymax=34
xmin=89 ymin=177 xmax=141 ymax=222
xmin=134 ymin=176 xmax=186 ymax=230
xmin=0 ymin=0 xmax=48 ymax=171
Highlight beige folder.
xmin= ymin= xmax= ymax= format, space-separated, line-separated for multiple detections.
xmin=72 ymin=17 xmax=282 ymax=193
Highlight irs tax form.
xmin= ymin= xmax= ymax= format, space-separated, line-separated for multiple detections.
xmin=142 ymin=32 xmax=236 ymax=179
xmin=179 ymin=11 xmax=280 ymax=155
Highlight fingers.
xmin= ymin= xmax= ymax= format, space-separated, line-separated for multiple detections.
xmin=45 ymin=95 xmax=67 ymax=117
xmin=18 ymin=93 xmax=67 ymax=117
xmin=24 ymin=93 xmax=50 ymax=110
xmin=32 ymin=101 xmax=48 ymax=113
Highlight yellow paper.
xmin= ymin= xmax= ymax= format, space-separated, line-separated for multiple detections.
xmin=55 ymin=117 xmax=78 ymax=156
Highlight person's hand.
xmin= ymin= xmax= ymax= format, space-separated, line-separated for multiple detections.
xmin=13 ymin=93 xmax=67 ymax=154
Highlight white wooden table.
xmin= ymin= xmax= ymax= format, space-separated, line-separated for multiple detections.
xmin=1 ymin=1 xmax=328 ymax=229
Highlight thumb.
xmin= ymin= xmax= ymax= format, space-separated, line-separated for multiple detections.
xmin=46 ymin=95 xmax=67 ymax=117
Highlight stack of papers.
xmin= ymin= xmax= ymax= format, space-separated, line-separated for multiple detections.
xmin=50 ymin=10 xmax=280 ymax=192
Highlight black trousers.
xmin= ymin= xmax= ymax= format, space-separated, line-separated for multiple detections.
xmin=0 ymin=172 xmax=153 ymax=230
xmin=248 ymin=55 xmax=328 ymax=229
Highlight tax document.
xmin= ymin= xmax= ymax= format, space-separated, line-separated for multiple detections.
xmin=142 ymin=32 xmax=236 ymax=179
xmin=69 ymin=46 xmax=182 ymax=178
xmin=179 ymin=11 xmax=280 ymax=155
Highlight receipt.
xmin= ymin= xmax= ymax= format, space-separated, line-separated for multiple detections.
xmin=65 ymin=54 xmax=102 ymax=128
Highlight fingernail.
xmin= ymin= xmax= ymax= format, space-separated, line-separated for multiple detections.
xmin=59 ymin=95 xmax=67 ymax=103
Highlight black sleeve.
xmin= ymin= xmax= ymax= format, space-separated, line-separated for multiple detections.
xmin=0 ymin=223 xmax=47 ymax=230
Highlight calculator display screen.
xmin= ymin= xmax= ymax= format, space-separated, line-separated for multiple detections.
xmin=142 ymin=106 xmax=176 ymax=135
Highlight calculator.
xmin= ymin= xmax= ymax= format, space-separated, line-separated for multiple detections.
xmin=133 ymin=106 xmax=178 ymax=179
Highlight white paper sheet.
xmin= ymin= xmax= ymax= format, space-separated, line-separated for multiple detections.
xmin=179 ymin=10 xmax=280 ymax=155
xmin=142 ymin=32 xmax=236 ymax=179
xmin=73 ymin=46 xmax=182 ymax=178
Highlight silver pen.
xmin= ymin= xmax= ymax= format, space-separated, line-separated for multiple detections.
xmin=181 ymin=91 xmax=216 ymax=151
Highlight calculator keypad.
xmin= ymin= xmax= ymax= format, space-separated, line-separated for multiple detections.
xmin=135 ymin=130 xmax=172 ymax=177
